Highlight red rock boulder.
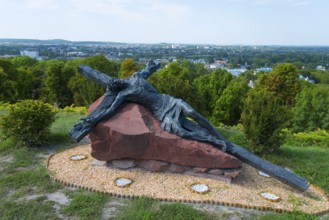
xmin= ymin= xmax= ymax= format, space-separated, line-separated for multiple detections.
xmin=88 ymin=98 xmax=242 ymax=169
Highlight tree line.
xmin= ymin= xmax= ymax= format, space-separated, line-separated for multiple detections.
xmin=1 ymin=55 xmax=329 ymax=153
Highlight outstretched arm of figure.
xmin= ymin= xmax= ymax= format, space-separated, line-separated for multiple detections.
xmin=78 ymin=65 xmax=114 ymax=87
xmin=132 ymin=60 xmax=161 ymax=79
xmin=68 ymin=94 xmax=126 ymax=142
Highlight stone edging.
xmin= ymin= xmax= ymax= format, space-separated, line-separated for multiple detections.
xmin=46 ymin=145 xmax=329 ymax=216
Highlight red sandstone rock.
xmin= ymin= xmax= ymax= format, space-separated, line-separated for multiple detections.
xmin=88 ymin=100 xmax=242 ymax=169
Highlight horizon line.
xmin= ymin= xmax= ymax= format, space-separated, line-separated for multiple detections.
xmin=1 ymin=37 xmax=329 ymax=47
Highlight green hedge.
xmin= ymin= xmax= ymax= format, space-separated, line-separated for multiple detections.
xmin=0 ymin=100 xmax=57 ymax=147
xmin=285 ymin=129 xmax=329 ymax=148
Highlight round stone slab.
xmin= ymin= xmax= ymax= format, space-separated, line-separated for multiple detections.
xmin=114 ymin=177 xmax=133 ymax=188
xmin=70 ymin=154 xmax=87 ymax=161
xmin=190 ymin=183 xmax=210 ymax=194
xmin=260 ymin=192 xmax=281 ymax=202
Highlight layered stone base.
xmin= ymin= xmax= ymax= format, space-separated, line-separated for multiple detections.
xmin=91 ymin=158 xmax=241 ymax=183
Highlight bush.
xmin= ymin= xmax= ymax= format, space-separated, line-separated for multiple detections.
xmin=0 ymin=100 xmax=57 ymax=147
xmin=242 ymin=89 xmax=288 ymax=154
xmin=0 ymin=102 xmax=11 ymax=112
xmin=60 ymin=104 xmax=87 ymax=115
xmin=285 ymin=129 xmax=329 ymax=148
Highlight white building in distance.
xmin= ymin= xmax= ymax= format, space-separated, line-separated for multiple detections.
xmin=20 ymin=50 xmax=39 ymax=58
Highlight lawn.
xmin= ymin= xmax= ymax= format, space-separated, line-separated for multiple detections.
xmin=0 ymin=112 xmax=328 ymax=219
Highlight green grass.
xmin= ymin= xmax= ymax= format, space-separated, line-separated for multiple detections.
xmin=0 ymin=164 xmax=60 ymax=197
xmin=113 ymin=196 xmax=216 ymax=220
xmin=0 ymin=197 xmax=57 ymax=220
xmin=48 ymin=112 xmax=84 ymax=145
xmin=263 ymin=145 xmax=329 ymax=192
xmin=62 ymin=191 xmax=109 ymax=220
xmin=257 ymin=212 xmax=318 ymax=220
xmin=0 ymin=138 xmax=14 ymax=153
xmin=0 ymin=112 xmax=329 ymax=219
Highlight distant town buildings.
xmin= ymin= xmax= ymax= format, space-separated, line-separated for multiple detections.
xmin=206 ymin=63 xmax=247 ymax=76
xmin=256 ymin=67 xmax=272 ymax=72
xmin=248 ymin=80 xmax=254 ymax=88
xmin=316 ymin=65 xmax=326 ymax=71
xmin=299 ymin=75 xmax=315 ymax=83
xmin=20 ymin=50 xmax=39 ymax=58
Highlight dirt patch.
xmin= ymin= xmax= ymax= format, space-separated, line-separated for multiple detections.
xmin=101 ymin=198 xmax=128 ymax=219
xmin=47 ymin=192 xmax=70 ymax=205
xmin=1 ymin=155 xmax=14 ymax=163
xmin=47 ymin=145 xmax=329 ymax=215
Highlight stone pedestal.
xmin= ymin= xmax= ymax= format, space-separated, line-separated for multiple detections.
xmin=88 ymin=99 xmax=242 ymax=171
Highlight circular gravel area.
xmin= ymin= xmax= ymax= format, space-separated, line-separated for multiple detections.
xmin=47 ymin=144 xmax=329 ymax=215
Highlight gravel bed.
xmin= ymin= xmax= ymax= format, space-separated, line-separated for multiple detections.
xmin=47 ymin=144 xmax=329 ymax=215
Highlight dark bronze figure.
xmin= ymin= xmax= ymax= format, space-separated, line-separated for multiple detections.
xmin=69 ymin=61 xmax=309 ymax=192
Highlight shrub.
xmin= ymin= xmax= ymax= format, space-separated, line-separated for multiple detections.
xmin=0 ymin=102 xmax=10 ymax=112
xmin=60 ymin=104 xmax=87 ymax=115
xmin=0 ymin=100 xmax=57 ymax=147
xmin=285 ymin=129 xmax=329 ymax=148
xmin=242 ymin=89 xmax=288 ymax=154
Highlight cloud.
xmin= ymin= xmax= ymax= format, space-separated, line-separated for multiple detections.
xmin=24 ymin=0 xmax=59 ymax=10
xmin=66 ymin=0 xmax=191 ymax=22
xmin=225 ymin=0 xmax=274 ymax=4
xmin=146 ymin=1 xmax=191 ymax=20
xmin=252 ymin=0 xmax=274 ymax=5
xmin=286 ymin=0 xmax=311 ymax=6
xmin=226 ymin=0 xmax=311 ymax=6
xmin=68 ymin=0 xmax=128 ymax=15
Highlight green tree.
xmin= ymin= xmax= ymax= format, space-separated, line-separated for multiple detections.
xmin=15 ymin=67 xmax=36 ymax=100
xmin=0 ymin=59 xmax=16 ymax=78
xmin=84 ymin=54 xmax=119 ymax=77
xmin=148 ymin=62 xmax=196 ymax=106
xmin=0 ymin=67 xmax=17 ymax=103
xmin=290 ymin=84 xmax=329 ymax=132
xmin=11 ymin=56 xmax=37 ymax=68
xmin=41 ymin=60 xmax=73 ymax=107
xmin=242 ymin=63 xmax=301 ymax=154
xmin=29 ymin=60 xmax=48 ymax=100
xmin=258 ymin=63 xmax=301 ymax=106
xmin=311 ymin=70 xmax=329 ymax=84
xmin=242 ymin=89 xmax=288 ymax=154
xmin=118 ymin=58 xmax=138 ymax=78
xmin=68 ymin=55 xmax=119 ymax=106
xmin=193 ymin=69 xmax=233 ymax=119
xmin=213 ymin=78 xmax=250 ymax=125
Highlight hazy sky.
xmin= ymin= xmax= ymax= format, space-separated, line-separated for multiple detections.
xmin=1 ymin=0 xmax=328 ymax=45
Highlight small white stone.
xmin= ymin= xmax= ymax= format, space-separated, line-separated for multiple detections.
xmin=90 ymin=159 xmax=107 ymax=166
xmin=260 ymin=192 xmax=281 ymax=202
xmin=114 ymin=178 xmax=133 ymax=187
xmin=190 ymin=183 xmax=210 ymax=194
xmin=258 ymin=171 xmax=270 ymax=178
xmin=70 ymin=154 xmax=87 ymax=161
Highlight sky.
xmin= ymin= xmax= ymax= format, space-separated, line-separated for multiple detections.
xmin=0 ymin=0 xmax=328 ymax=45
